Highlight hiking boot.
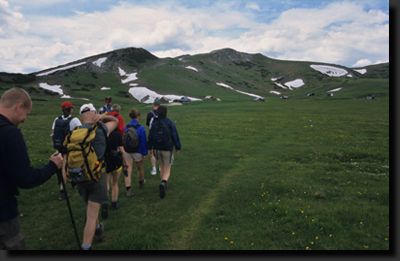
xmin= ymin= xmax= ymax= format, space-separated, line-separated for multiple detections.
xmin=94 ymin=223 xmax=104 ymax=242
xmin=139 ymin=179 xmax=147 ymax=189
xmin=150 ymin=168 xmax=156 ymax=175
xmin=111 ymin=202 xmax=120 ymax=210
xmin=58 ymin=190 xmax=70 ymax=201
xmin=126 ymin=188 xmax=134 ymax=197
xmin=159 ymin=182 xmax=166 ymax=199
xmin=101 ymin=203 xmax=108 ymax=219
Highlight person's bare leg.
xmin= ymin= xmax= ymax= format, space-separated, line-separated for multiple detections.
xmin=83 ymin=201 xmax=101 ymax=245
xmin=161 ymin=165 xmax=171 ymax=182
xmin=124 ymin=158 xmax=133 ymax=188
xmin=111 ymin=170 xmax=121 ymax=201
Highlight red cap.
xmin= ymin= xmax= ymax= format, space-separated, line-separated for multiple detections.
xmin=61 ymin=101 xmax=74 ymax=109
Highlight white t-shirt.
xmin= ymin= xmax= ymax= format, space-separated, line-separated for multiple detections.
xmin=51 ymin=115 xmax=82 ymax=131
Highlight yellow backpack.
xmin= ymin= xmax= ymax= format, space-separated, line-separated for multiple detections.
xmin=63 ymin=124 xmax=105 ymax=185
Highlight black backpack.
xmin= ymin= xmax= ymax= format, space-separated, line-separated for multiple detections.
xmin=123 ymin=124 xmax=141 ymax=153
xmin=53 ymin=116 xmax=75 ymax=153
xmin=98 ymin=127 xmax=124 ymax=173
xmin=151 ymin=119 xmax=173 ymax=150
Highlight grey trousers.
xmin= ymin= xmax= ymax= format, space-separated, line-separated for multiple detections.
xmin=0 ymin=216 xmax=27 ymax=250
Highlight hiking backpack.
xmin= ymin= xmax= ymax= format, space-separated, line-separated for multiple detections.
xmin=151 ymin=119 xmax=173 ymax=151
xmin=63 ymin=124 xmax=105 ymax=185
xmin=122 ymin=124 xmax=141 ymax=153
xmin=53 ymin=116 xmax=75 ymax=154
xmin=99 ymin=128 xmax=124 ymax=174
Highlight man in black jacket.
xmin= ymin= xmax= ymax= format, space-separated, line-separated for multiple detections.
xmin=0 ymin=88 xmax=64 ymax=250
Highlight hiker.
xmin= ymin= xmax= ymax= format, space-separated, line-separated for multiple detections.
xmin=98 ymin=96 xmax=112 ymax=115
xmin=106 ymin=128 xmax=126 ymax=210
xmin=71 ymin=103 xmax=118 ymax=250
xmin=146 ymin=99 xmax=160 ymax=175
xmin=51 ymin=101 xmax=82 ymax=200
xmin=0 ymin=88 xmax=64 ymax=250
xmin=123 ymin=108 xmax=148 ymax=197
xmin=108 ymin=104 xmax=125 ymax=138
xmin=147 ymin=105 xmax=181 ymax=199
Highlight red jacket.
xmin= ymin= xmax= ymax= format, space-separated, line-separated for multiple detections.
xmin=108 ymin=111 xmax=125 ymax=138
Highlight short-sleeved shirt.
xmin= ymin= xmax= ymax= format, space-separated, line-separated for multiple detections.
xmin=108 ymin=129 xmax=123 ymax=151
xmin=51 ymin=115 xmax=81 ymax=131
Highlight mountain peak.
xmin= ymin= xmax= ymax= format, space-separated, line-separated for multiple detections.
xmin=210 ymin=48 xmax=253 ymax=63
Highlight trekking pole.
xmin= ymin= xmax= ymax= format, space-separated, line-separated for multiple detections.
xmin=55 ymin=153 xmax=81 ymax=250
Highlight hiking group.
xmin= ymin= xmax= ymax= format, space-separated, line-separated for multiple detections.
xmin=0 ymin=90 xmax=181 ymax=250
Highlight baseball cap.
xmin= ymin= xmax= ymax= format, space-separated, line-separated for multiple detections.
xmin=153 ymin=99 xmax=161 ymax=106
xmin=80 ymin=103 xmax=96 ymax=114
xmin=61 ymin=101 xmax=74 ymax=109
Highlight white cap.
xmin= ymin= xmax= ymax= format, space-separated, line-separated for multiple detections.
xmin=80 ymin=103 xmax=96 ymax=114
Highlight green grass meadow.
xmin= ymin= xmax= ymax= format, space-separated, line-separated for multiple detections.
xmin=15 ymin=97 xmax=389 ymax=250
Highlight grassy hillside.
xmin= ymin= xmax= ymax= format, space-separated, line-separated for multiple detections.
xmin=10 ymin=97 xmax=389 ymax=250
xmin=0 ymin=47 xmax=389 ymax=103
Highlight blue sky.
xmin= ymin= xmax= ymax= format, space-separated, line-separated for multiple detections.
xmin=0 ymin=0 xmax=389 ymax=73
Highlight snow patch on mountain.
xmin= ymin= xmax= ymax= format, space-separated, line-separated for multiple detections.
xmin=328 ymin=87 xmax=342 ymax=92
xmin=118 ymin=67 xmax=138 ymax=84
xmin=185 ymin=66 xmax=198 ymax=72
xmin=128 ymin=87 xmax=201 ymax=104
xmin=270 ymin=91 xmax=281 ymax=95
xmin=310 ymin=65 xmax=348 ymax=77
xmin=284 ymin=79 xmax=305 ymax=89
xmin=93 ymin=57 xmax=107 ymax=67
xmin=38 ymin=82 xmax=88 ymax=100
xmin=36 ymin=62 xmax=87 ymax=76
xmin=216 ymin=82 xmax=263 ymax=99
xmin=353 ymin=69 xmax=367 ymax=74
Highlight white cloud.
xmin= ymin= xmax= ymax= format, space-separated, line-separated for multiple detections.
xmin=246 ymin=3 xmax=261 ymax=11
xmin=352 ymin=59 xmax=372 ymax=68
xmin=0 ymin=1 xmax=389 ymax=73
xmin=0 ymin=0 xmax=29 ymax=38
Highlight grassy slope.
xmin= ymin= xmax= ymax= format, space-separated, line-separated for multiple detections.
xmin=11 ymin=97 xmax=389 ymax=250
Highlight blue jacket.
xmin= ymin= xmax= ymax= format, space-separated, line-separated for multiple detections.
xmin=124 ymin=119 xmax=148 ymax=155
xmin=147 ymin=117 xmax=181 ymax=151
xmin=0 ymin=114 xmax=58 ymax=222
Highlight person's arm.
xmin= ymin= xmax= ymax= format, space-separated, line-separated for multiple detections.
xmin=93 ymin=114 xmax=118 ymax=136
xmin=139 ymin=126 xmax=148 ymax=156
xmin=170 ymin=120 xmax=181 ymax=151
xmin=3 ymin=128 xmax=62 ymax=189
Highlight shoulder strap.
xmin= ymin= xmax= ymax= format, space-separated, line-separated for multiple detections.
xmin=151 ymin=111 xmax=157 ymax=117
xmin=134 ymin=124 xmax=141 ymax=129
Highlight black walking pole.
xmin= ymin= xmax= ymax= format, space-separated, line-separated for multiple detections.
xmin=55 ymin=153 xmax=81 ymax=250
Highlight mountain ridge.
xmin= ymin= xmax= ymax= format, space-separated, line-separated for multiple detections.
xmin=0 ymin=47 xmax=389 ymax=102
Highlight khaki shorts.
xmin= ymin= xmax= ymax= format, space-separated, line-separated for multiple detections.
xmin=125 ymin=152 xmax=144 ymax=162
xmin=154 ymin=150 xmax=174 ymax=166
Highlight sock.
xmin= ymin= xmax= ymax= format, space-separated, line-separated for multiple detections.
xmin=126 ymin=186 xmax=131 ymax=191
xmin=139 ymin=180 xmax=144 ymax=184
xmin=112 ymin=200 xmax=117 ymax=203
xmin=96 ymin=224 xmax=101 ymax=230
xmin=162 ymin=180 xmax=167 ymax=184
xmin=152 ymin=167 xmax=156 ymax=170
xmin=81 ymin=243 xmax=91 ymax=250
xmin=60 ymin=184 xmax=64 ymax=190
